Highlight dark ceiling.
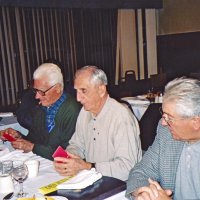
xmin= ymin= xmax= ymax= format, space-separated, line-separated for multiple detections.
xmin=0 ymin=0 xmax=163 ymax=9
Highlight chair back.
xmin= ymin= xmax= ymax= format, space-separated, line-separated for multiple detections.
xmin=125 ymin=70 xmax=136 ymax=84
xmin=139 ymin=103 xmax=162 ymax=151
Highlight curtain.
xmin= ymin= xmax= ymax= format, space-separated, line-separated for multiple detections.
xmin=115 ymin=9 xmax=158 ymax=83
xmin=0 ymin=7 xmax=117 ymax=106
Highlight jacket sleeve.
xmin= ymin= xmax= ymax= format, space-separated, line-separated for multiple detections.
xmin=126 ymin=122 xmax=163 ymax=199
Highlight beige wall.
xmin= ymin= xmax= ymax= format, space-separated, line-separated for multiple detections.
xmin=157 ymin=0 xmax=200 ymax=35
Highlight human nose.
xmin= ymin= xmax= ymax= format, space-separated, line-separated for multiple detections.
xmin=161 ymin=115 xmax=168 ymax=126
xmin=76 ymin=91 xmax=83 ymax=102
xmin=35 ymin=91 xmax=41 ymax=99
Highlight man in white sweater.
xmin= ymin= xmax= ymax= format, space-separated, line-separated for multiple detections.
xmin=54 ymin=65 xmax=142 ymax=181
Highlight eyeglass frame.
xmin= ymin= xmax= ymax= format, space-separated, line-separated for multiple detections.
xmin=32 ymin=83 xmax=57 ymax=96
xmin=159 ymin=107 xmax=188 ymax=126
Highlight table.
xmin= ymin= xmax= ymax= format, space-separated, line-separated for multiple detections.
xmin=0 ymin=116 xmax=28 ymax=136
xmin=0 ymin=150 xmax=128 ymax=200
xmin=121 ymin=97 xmax=150 ymax=120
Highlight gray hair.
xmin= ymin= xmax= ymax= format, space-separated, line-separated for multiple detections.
xmin=163 ymin=77 xmax=200 ymax=118
xmin=33 ymin=63 xmax=64 ymax=90
xmin=75 ymin=65 xmax=108 ymax=85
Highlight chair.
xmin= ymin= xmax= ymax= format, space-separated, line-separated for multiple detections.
xmin=119 ymin=70 xmax=136 ymax=85
xmin=139 ymin=103 xmax=162 ymax=151
xmin=124 ymin=70 xmax=136 ymax=83
xmin=15 ymin=89 xmax=39 ymax=130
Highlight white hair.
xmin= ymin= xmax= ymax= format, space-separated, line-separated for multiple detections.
xmin=33 ymin=63 xmax=64 ymax=90
xmin=75 ymin=65 xmax=108 ymax=85
xmin=163 ymin=77 xmax=200 ymax=118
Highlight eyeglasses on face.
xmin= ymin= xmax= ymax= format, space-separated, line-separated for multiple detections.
xmin=32 ymin=84 xmax=57 ymax=96
xmin=159 ymin=107 xmax=186 ymax=126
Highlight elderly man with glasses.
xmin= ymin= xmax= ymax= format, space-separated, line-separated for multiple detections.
xmin=126 ymin=77 xmax=200 ymax=200
xmin=0 ymin=63 xmax=80 ymax=160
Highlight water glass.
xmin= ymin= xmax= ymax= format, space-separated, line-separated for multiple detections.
xmin=12 ymin=160 xmax=28 ymax=197
xmin=0 ymin=160 xmax=13 ymax=175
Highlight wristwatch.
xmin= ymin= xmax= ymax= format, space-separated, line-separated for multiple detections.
xmin=91 ymin=163 xmax=96 ymax=169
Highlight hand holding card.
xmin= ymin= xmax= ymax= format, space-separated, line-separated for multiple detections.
xmin=2 ymin=132 xmax=16 ymax=142
xmin=52 ymin=146 xmax=70 ymax=159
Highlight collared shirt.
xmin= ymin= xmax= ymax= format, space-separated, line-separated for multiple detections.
xmin=67 ymin=96 xmax=142 ymax=181
xmin=174 ymin=141 xmax=200 ymax=199
xmin=43 ymin=93 xmax=67 ymax=133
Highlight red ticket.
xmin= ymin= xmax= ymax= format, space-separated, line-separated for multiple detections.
xmin=3 ymin=132 xmax=16 ymax=142
xmin=52 ymin=146 xmax=70 ymax=158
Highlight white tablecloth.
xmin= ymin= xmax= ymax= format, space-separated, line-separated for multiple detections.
xmin=0 ymin=116 xmax=29 ymax=151
xmin=0 ymin=150 xmax=128 ymax=200
xmin=0 ymin=116 xmax=28 ymax=136
xmin=121 ymin=97 xmax=150 ymax=120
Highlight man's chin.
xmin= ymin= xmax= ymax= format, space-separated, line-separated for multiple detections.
xmin=171 ymin=134 xmax=181 ymax=141
xmin=40 ymin=101 xmax=49 ymax=107
xmin=83 ymin=105 xmax=92 ymax=112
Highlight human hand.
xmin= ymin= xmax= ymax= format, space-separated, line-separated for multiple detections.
xmin=132 ymin=178 xmax=172 ymax=200
xmin=54 ymin=152 xmax=91 ymax=176
xmin=11 ymin=138 xmax=34 ymax=152
xmin=0 ymin=128 xmax=21 ymax=141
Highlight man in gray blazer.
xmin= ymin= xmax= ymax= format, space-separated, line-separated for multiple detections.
xmin=126 ymin=77 xmax=200 ymax=200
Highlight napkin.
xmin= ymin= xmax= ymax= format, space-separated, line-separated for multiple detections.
xmin=57 ymin=168 xmax=102 ymax=190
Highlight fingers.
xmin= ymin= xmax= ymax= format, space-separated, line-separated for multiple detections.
xmin=165 ymin=189 xmax=173 ymax=196
xmin=137 ymin=185 xmax=158 ymax=200
xmin=54 ymin=157 xmax=85 ymax=176
xmin=134 ymin=179 xmax=172 ymax=200
xmin=67 ymin=151 xmax=80 ymax=158
xmin=11 ymin=139 xmax=33 ymax=152
xmin=136 ymin=191 xmax=152 ymax=200
xmin=148 ymin=178 xmax=162 ymax=190
xmin=1 ymin=128 xmax=21 ymax=140
xmin=54 ymin=158 xmax=75 ymax=176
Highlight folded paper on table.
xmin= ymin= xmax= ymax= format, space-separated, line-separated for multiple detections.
xmin=57 ymin=168 xmax=102 ymax=190
xmin=39 ymin=177 xmax=73 ymax=194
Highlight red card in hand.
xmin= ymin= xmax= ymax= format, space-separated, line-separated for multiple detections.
xmin=3 ymin=133 xmax=16 ymax=142
xmin=52 ymin=146 xmax=70 ymax=158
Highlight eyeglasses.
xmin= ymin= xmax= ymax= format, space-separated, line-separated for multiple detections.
xmin=32 ymin=84 xmax=57 ymax=96
xmin=159 ymin=107 xmax=186 ymax=126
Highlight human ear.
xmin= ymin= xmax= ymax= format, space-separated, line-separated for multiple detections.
xmin=98 ymin=84 xmax=106 ymax=97
xmin=192 ymin=117 xmax=200 ymax=130
xmin=56 ymin=84 xmax=62 ymax=93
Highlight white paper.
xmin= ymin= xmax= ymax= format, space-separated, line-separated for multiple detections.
xmin=57 ymin=168 xmax=102 ymax=190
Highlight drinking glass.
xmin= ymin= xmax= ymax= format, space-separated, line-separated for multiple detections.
xmin=1 ymin=160 xmax=13 ymax=175
xmin=12 ymin=160 xmax=28 ymax=197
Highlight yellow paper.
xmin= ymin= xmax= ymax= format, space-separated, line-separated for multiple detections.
xmin=18 ymin=197 xmax=54 ymax=200
xmin=39 ymin=177 xmax=73 ymax=194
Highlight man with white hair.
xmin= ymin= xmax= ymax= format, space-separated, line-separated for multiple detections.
xmin=0 ymin=63 xmax=80 ymax=160
xmin=126 ymin=77 xmax=200 ymax=200
xmin=54 ymin=66 xmax=142 ymax=181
